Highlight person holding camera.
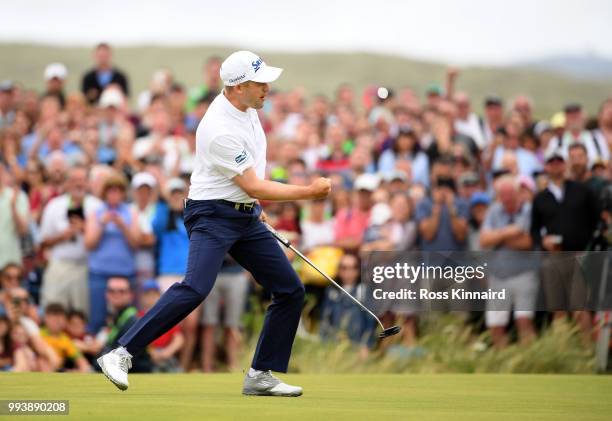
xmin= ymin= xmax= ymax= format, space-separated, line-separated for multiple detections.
xmin=416 ymin=157 xmax=469 ymax=251
xmin=39 ymin=164 xmax=102 ymax=316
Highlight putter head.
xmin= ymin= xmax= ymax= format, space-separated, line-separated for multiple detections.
xmin=379 ymin=325 xmax=401 ymax=338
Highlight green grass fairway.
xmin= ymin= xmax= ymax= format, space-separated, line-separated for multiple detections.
xmin=1 ymin=373 xmax=611 ymax=420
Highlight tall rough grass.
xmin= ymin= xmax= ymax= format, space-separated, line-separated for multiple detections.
xmin=241 ymin=305 xmax=596 ymax=374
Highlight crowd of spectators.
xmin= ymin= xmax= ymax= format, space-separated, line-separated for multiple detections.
xmin=1 ymin=43 xmax=612 ymax=372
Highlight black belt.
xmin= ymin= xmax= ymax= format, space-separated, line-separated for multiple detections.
xmin=184 ymin=198 xmax=256 ymax=213
xmin=216 ymin=199 xmax=256 ymax=213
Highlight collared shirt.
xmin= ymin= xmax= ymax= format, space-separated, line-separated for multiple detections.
xmin=189 ymin=92 xmax=266 ymax=202
xmin=39 ymin=194 xmax=103 ymax=261
xmin=547 ymin=182 xmax=564 ymax=203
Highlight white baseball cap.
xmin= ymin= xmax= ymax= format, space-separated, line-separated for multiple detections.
xmin=131 ymin=172 xmax=157 ymax=189
xmin=354 ymin=173 xmax=381 ymax=192
xmin=98 ymin=88 xmax=124 ymax=108
xmin=44 ymin=63 xmax=67 ymax=81
xmin=220 ymin=51 xmax=283 ymax=87
xmin=167 ymin=177 xmax=187 ymax=192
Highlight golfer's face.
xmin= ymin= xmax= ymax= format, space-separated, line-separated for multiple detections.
xmin=242 ymin=81 xmax=269 ymax=109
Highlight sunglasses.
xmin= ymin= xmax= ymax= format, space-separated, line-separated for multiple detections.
xmin=106 ymin=288 xmax=130 ymax=294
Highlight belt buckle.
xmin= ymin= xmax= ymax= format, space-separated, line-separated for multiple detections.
xmin=244 ymin=202 xmax=254 ymax=211
xmin=234 ymin=203 xmax=240 ymax=211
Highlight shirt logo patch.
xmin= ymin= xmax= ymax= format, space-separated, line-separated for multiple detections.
xmin=251 ymin=58 xmax=263 ymax=73
xmin=235 ymin=149 xmax=248 ymax=165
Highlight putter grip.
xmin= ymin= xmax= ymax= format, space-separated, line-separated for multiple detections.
xmin=266 ymin=223 xmax=291 ymax=247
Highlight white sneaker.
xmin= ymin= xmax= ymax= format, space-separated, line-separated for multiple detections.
xmin=97 ymin=348 xmax=132 ymax=391
xmin=242 ymin=370 xmax=303 ymax=397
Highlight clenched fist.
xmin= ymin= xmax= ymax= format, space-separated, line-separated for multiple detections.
xmin=309 ymin=177 xmax=332 ymax=199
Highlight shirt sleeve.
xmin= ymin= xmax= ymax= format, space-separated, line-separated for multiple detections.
xmin=208 ymin=135 xmax=254 ymax=179
xmin=414 ymin=198 xmax=432 ymax=223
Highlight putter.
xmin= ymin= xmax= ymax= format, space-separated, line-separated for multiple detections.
xmin=265 ymin=223 xmax=401 ymax=338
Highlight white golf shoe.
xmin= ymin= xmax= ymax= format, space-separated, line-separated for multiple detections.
xmin=242 ymin=370 xmax=303 ymax=397
xmin=97 ymin=347 xmax=132 ymax=391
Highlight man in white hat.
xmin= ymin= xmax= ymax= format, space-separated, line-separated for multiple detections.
xmin=98 ymin=51 xmax=331 ymax=397
xmin=43 ymin=63 xmax=68 ymax=107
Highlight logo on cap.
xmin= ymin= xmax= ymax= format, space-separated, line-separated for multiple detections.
xmin=251 ymin=58 xmax=263 ymax=73
xmin=229 ymin=74 xmax=246 ymax=84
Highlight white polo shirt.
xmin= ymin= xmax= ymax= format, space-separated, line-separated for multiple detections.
xmin=188 ymin=92 xmax=267 ymax=203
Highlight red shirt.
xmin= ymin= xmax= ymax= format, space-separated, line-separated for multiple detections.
xmin=334 ymin=207 xmax=370 ymax=243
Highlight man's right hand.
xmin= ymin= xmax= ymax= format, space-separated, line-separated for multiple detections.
xmin=309 ymin=177 xmax=332 ymax=199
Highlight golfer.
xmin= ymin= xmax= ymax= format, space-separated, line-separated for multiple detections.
xmin=98 ymin=51 xmax=331 ymax=397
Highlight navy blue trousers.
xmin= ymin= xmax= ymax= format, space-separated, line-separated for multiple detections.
xmin=118 ymin=200 xmax=304 ymax=373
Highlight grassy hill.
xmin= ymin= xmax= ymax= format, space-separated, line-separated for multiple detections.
xmin=1 ymin=43 xmax=612 ymax=118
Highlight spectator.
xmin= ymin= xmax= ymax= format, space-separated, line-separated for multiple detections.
xmin=40 ymin=303 xmax=91 ymax=372
xmin=480 ymin=176 xmax=536 ymax=347
xmin=3 ymin=287 xmax=60 ymax=371
xmin=416 ymin=158 xmax=469 ymax=251
xmin=98 ymin=277 xmax=151 ymax=372
xmin=43 ymin=63 xmax=68 ymax=108
xmin=467 ymin=192 xmax=490 ymax=251
xmin=39 ymin=165 xmax=102 ymax=316
xmin=593 ymin=99 xmax=612 ymax=158
xmin=0 ymin=80 xmax=16 ymax=129
xmin=96 ymin=88 xmax=129 ymax=165
xmin=84 ymin=173 xmax=140 ymax=333
xmin=0 ymin=164 xmax=30 ymax=269
xmin=480 ymin=95 xmax=505 ymax=146
xmin=0 ymin=315 xmax=11 ymax=370
xmin=133 ymin=108 xmax=190 ymax=177
xmin=531 ymin=148 xmax=598 ymax=338
xmin=490 ymin=113 xmax=542 ymax=177
xmin=0 ymin=263 xmax=24 ymax=310
xmin=150 ymin=178 xmax=192 ymax=369
xmin=334 ymin=173 xmax=378 ymax=251
xmin=568 ymin=143 xmax=607 ymax=198
xmin=200 ymin=258 xmax=249 ymax=373
xmin=547 ymin=103 xmax=609 ymax=165
xmin=362 ymin=192 xmax=417 ymax=252
xmin=186 ymin=56 xmax=222 ymax=112
xmin=139 ymin=280 xmax=183 ymax=372
xmin=8 ymin=323 xmax=39 ymax=372
xmin=81 ymin=43 xmax=129 ymax=104
xmin=454 ymin=92 xmax=486 ymax=149
xmin=66 ymin=310 xmax=101 ymax=364
xmin=130 ymin=173 xmax=158 ymax=287
xmin=300 ymin=199 xmax=335 ymax=252
xmin=378 ymin=129 xmax=429 ymax=187
xmin=320 ymin=254 xmax=375 ymax=358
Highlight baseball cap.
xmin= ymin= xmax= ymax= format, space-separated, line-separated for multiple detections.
xmin=353 ymin=173 xmax=380 ymax=192
xmin=469 ymin=191 xmax=491 ymax=208
xmin=485 ymin=95 xmax=503 ymax=107
xmin=544 ymin=148 xmax=565 ymax=163
xmin=142 ymin=279 xmax=160 ymax=293
xmin=383 ymin=170 xmax=409 ymax=183
xmin=131 ymin=172 xmax=157 ymax=189
xmin=220 ymin=51 xmax=283 ymax=87
xmin=167 ymin=177 xmax=187 ymax=192
xmin=0 ymin=80 xmax=14 ymax=92
xmin=425 ymin=83 xmax=443 ymax=96
xmin=99 ymin=88 xmax=124 ymax=108
xmin=563 ymin=102 xmax=582 ymax=113
xmin=534 ymin=120 xmax=553 ymax=138
xmin=44 ymin=63 xmax=67 ymax=81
